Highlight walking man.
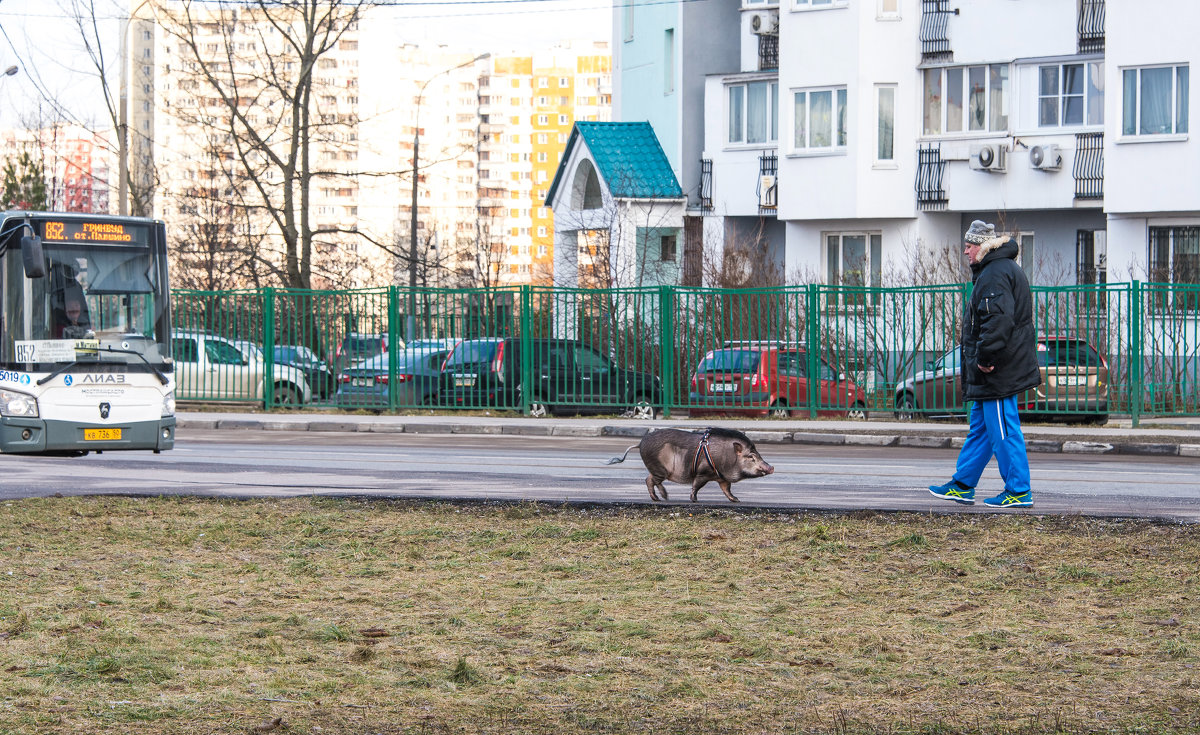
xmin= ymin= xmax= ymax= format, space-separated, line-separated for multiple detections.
xmin=929 ymin=220 xmax=1042 ymax=508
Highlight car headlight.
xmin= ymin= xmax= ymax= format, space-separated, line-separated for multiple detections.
xmin=162 ymin=390 xmax=176 ymax=418
xmin=0 ymin=388 xmax=39 ymax=418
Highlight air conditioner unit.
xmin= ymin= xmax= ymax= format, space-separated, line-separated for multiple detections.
xmin=759 ymin=174 xmax=777 ymax=208
xmin=1029 ymin=143 xmax=1063 ymax=171
xmin=750 ymin=9 xmax=779 ymax=35
xmin=968 ymin=143 xmax=1008 ymax=173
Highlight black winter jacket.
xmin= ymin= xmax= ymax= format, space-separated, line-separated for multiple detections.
xmin=960 ymin=237 xmax=1041 ymax=401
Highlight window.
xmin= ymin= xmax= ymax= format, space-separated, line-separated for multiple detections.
xmin=664 ymin=29 xmax=675 ymax=95
xmin=1018 ymin=232 xmax=1035 ymax=275
xmin=727 ymin=80 xmax=779 ymax=145
xmin=923 ymin=64 xmax=1009 ymax=135
xmin=624 ymin=2 xmax=634 ymax=42
xmin=793 ymin=86 xmax=847 ymax=151
xmin=660 ymin=234 xmax=677 ymax=261
xmin=1034 ymin=62 xmax=1103 ymax=128
xmin=1122 ymin=65 xmax=1189 ymax=136
xmin=537 ymin=115 xmax=548 ymax=125
xmin=876 ymin=85 xmax=895 ymax=161
xmin=794 ymin=0 xmax=845 ymax=8
xmin=877 ymin=0 xmax=899 ymax=18
xmin=826 ymin=233 xmax=882 ymax=287
xmin=1149 ymin=226 xmax=1199 ymax=284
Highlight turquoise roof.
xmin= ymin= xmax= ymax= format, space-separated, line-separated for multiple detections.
xmin=545 ymin=121 xmax=682 ymax=206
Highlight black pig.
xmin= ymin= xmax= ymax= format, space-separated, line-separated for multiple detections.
xmin=606 ymin=427 xmax=774 ymax=503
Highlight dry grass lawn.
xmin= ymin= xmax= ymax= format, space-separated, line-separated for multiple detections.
xmin=0 ymin=496 xmax=1197 ymax=734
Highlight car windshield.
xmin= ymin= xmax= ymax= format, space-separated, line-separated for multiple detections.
xmin=697 ymin=349 xmax=762 ymax=373
xmin=443 ymin=341 xmax=499 ymax=368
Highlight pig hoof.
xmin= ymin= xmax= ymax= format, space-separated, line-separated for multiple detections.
xmin=728 ymin=496 xmax=740 ymax=503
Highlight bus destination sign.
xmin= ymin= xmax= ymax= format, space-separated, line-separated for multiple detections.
xmin=40 ymin=220 xmax=149 ymax=246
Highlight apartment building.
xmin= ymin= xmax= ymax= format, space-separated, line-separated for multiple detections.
xmin=616 ymin=0 xmax=1196 ymax=292
xmin=0 ymin=125 xmax=111 ymax=213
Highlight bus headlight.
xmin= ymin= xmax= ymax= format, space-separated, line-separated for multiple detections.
xmin=162 ymin=391 xmax=176 ymax=418
xmin=0 ymin=388 xmax=39 ymax=418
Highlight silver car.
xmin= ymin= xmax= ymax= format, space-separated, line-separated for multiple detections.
xmin=171 ymin=331 xmax=312 ymax=405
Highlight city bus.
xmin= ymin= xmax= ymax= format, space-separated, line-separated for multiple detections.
xmin=0 ymin=211 xmax=175 ymax=455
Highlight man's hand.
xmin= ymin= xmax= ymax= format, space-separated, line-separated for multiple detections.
xmin=978 ymin=365 xmax=994 ymax=373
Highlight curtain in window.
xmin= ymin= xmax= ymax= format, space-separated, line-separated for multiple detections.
xmin=836 ymin=89 xmax=847 ymax=146
xmin=877 ymin=87 xmax=894 ymax=160
xmin=1087 ymin=61 xmax=1105 ymax=125
xmin=989 ymin=64 xmax=1009 ymax=131
xmin=947 ymin=68 xmax=963 ymax=131
xmin=794 ymin=93 xmax=808 ymax=148
xmin=923 ymin=68 xmax=941 ymax=135
xmin=1063 ymin=64 xmax=1084 ymax=125
xmin=747 ymin=81 xmax=768 ymax=143
xmin=842 ymin=234 xmax=867 ymax=287
xmin=1122 ymin=69 xmax=1137 ymax=135
xmin=811 ymin=90 xmax=832 ymax=147
xmin=729 ymin=85 xmax=744 ymax=143
xmin=968 ymin=67 xmax=986 ymax=130
xmin=1177 ymin=66 xmax=1189 ymax=134
xmin=1140 ymin=67 xmax=1172 ymax=135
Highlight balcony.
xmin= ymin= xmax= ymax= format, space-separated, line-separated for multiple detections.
xmin=758 ymin=34 xmax=778 ymax=72
xmin=919 ymin=0 xmax=954 ymax=63
xmin=1073 ymin=132 xmax=1104 ymax=200
xmin=699 ymin=158 xmax=713 ymax=211
xmin=915 ymin=144 xmax=947 ymax=211
xmin=1078 ymin=0 xmax=1105 ymax=53
xmin=758 ymin=154 xmax=777 ymax=215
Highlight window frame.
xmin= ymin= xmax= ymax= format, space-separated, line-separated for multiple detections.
xmin=922 ymin=63 xmax=1010 ymax=137
xmin=824 ymin=231 xmax=882 ymax=288
xmin=875 ymin=83 xmax=896 ymax=164
xmin=791 ymin=85 xmax=848 ymax=154
xmin=1148 ymin=225 xmax=1200 ymax=286
xmin=1121 ymin=64 xmax=1189 ymax=139
xmin=726 ymin=78 xmax=780 ymax=147
xmin=792 ymin=0 xmax=846 ymax=10
xmin=1032 ymin=60 xmax=1104 ymax=129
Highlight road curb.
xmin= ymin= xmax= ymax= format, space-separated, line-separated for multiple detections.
xmin=176 ymin=417 xmax=1194 ymax=457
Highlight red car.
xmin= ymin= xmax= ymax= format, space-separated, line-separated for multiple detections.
xmin=688 ymin=344 xmax=868 ymax=419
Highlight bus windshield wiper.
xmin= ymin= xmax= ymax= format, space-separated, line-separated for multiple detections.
xmin=36 ymin=346 xmax=169 ymax=386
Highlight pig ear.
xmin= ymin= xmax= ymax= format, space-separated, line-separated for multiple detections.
xmin=732 ymin=441 xmax=744 ymax=454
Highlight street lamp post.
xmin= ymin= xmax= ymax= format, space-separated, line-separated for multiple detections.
xmin=407 ymin=52 xmax=490 ymax=342
xmin=119 ymin=0 xmax=154 ymax=217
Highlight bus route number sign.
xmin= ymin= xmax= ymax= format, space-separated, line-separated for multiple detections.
xmin=41 ymin=220 xmax=148 ymax=246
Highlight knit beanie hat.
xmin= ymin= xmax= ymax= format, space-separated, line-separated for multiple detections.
xmin=964 ymin=220 xmax=996 ymax=244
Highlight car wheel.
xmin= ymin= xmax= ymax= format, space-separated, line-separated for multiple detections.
xmin=273 ymin=384 xmax=301 ymax=407
xmin=528 ymin=400 xmax=549 ymax=418
xmin=847 ymin=402 xmax=868 ymax=421
xmin=894 ymin=393 xmax=917 ymax=421
xmin=767 ymin=401 xmax=790 ymax=419
xmin=625 ymin=399 xmax=657 ymax=420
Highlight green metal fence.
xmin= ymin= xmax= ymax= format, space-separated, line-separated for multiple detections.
xmin=170 ymin=282 xmax=1200 ymax=422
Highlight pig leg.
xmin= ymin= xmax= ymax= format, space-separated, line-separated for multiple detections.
xmin=690 ymin=478 xmax=710 ymax=503
xmin=645 ymin=474 xmax=667 ymax=502
xmin=718 ymin=480 xmax=739 ymax=503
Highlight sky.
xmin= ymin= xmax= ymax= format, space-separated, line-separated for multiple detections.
xmin=0 ymin=0 xmax=612 ymax=129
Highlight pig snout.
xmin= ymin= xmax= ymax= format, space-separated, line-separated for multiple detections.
xmin=763 ymin=462 xmax=774 ymax=475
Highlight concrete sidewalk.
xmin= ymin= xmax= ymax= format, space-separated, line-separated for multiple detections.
xmin=177 ymin=410 xmax=1200 ymax=457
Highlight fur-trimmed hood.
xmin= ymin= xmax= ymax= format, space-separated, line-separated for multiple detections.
xmin=971 ymin=235 xmax=1017 ymax=273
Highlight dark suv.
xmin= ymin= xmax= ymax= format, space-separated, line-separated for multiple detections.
xmin=438 ymin=337 xmax=663 ymax=418
xmin=688 ymin=343 xmax=868 ymax=419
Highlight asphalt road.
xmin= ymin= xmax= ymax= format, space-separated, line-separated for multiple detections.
xmin=2 ymin=430 xmax=1197 ymax=521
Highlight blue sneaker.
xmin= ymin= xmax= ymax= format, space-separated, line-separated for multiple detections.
xmin=929 ymin=480 xmax=975 ymax=505
xmin=983 ymin=490 xmax=1033 ymax=508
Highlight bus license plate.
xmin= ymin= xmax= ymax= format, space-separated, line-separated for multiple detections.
xmin=84 ymin=428 xmax=122 ymax=441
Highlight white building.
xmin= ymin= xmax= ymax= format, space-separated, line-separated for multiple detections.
xmin=617 ymin=0 xmax=1195 ymax=291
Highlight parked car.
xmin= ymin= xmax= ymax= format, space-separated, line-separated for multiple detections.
xmin=335 ymin=332 xmax=392 ymax=372
xmin=335 ymin=347 xmax=450 ymax=410
xmin=438 ymin=337 xmax=662 ymax=418
xmin=171 ymin=331 xmax=312 ymax=405
xmin=274 ymin=345 xmax=336 ymax=399
xmin=688 ymin=343 xmax=868 ymax=419
xmin=893 ymin=336 xmax=1109 ymax=423
xmin=407 ymin=338 xmax=458 ymax=350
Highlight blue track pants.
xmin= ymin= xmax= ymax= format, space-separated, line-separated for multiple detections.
xmin=952 ymin=395 xmax=1032 ymax=493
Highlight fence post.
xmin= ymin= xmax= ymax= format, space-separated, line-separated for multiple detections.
xmin=263 ymin=287 xmax=275 ymax=410
xmin=1130 ymin=280 xmax=1142 ymax=428
xmin=388 ymin=286 xmax=400 ymax=411
xmin=659 ymin=285 xmax=673 ymax=418
xmin=806 ymin=284 xmax=819 ymax=419
xmin=520 ymin=285 xmax=532 ymax=416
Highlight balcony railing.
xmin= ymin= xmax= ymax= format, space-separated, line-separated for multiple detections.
xmin=699 ymin=158 xmax=713 ymax=211
xmin=758 ymin=33 xmax=779 ymax=72
xmin=1074 ymin=132 xmax=1104 ymax=200
xmin=919 ymin=0 xmax=954 ymax=62
xmin=915 ymin=144 xmax=947 ymax=211
xmin=758 ymin=153 xmax=777 ymax=215
xmin=1078 ymin=0 xmax=1105 ymax=53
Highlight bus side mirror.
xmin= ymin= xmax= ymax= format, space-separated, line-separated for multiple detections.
xmin=21 ymin=235 xmax=45 ymax=278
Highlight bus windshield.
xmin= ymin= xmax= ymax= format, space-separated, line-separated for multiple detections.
xmin=1 ymin=216 xmax=170 ymax=368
